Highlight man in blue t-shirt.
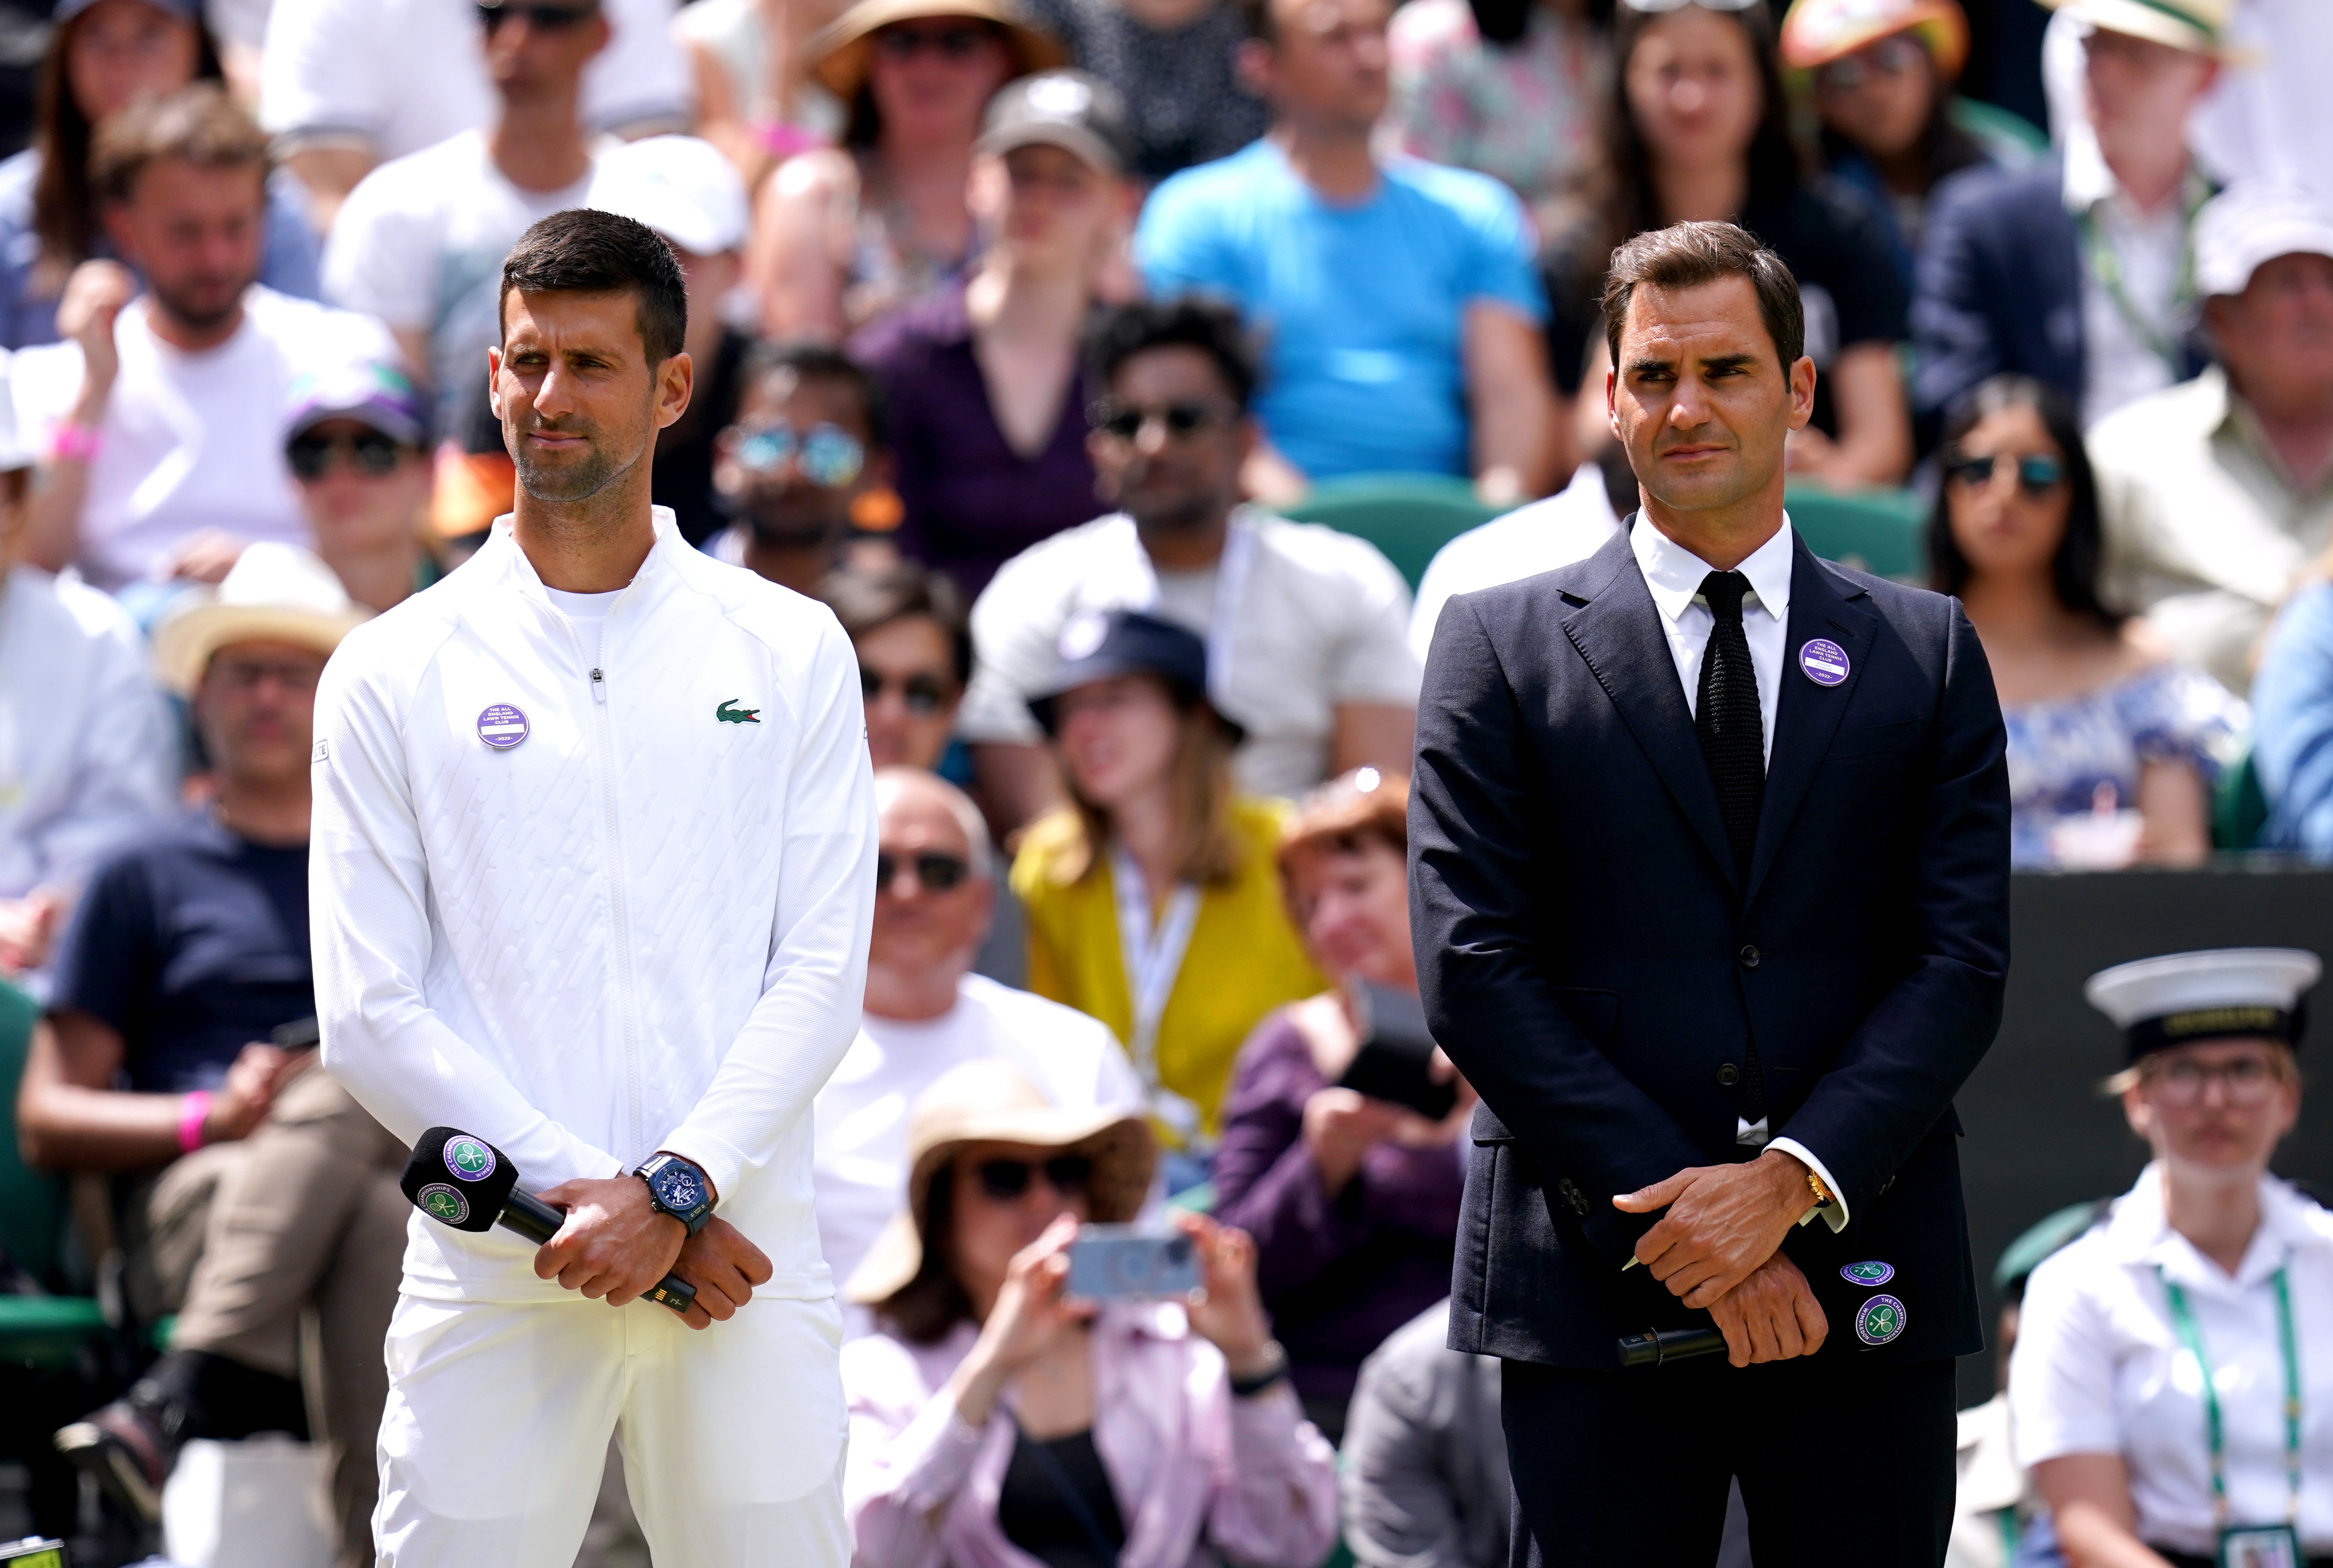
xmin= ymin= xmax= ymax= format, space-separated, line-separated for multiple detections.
xmin=1133 ymin=0 xmax=1556 ymax=504
xmin=18 ymin=546 xmax=404 ymax=1562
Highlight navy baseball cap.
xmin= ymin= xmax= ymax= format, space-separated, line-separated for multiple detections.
xmin=1027 ymin=609 xmax=1243 ymax=742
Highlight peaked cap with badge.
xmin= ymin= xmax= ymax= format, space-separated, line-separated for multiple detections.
xmin=2084 ymin=947 xmax=2319 ymax=1064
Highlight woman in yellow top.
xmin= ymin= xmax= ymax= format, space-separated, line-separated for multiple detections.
xmin=1012 ymin=610 xmax=1325 ymax=1177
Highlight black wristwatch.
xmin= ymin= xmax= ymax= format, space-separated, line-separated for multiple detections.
xmin=635 ymin=1152 xmax=716 ymax=1237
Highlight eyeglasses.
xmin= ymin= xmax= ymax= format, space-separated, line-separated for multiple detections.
xmin=208 ymin=657 xmax=324 ymax=694
xmin=971 ymin=1154 xmax=1094 ymax=1202
xmin=733 ymin=422 xmax=865 ymax=488
xmin=861 ymin=668 xmax=954 ymax=715
xmin=1944 ymin=451 xmax=2067 ymax=496
xmin=876 ymin=850 xmax=972 ymax=894
xmin=1814 ymin=34 xmax=1928 ymax=93
xmin=1088 ymin=399 xmax=1235 ymax=444
xmin=477 ymin=1 xmax=597 ymax=30
xmin=2145 ymin=1054 xmax=2285 ymax=1106
xmin=873 ymin=22 xmax=995 ymax=60
xmin=286 ymin=428 xmax=407 ymax=480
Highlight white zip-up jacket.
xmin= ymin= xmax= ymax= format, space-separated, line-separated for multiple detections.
xmin=311 ymin=510 xmax=876 ymax=1303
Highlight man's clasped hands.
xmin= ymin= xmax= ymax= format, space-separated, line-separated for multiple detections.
xmin=1615 ymin=1149 xmax=1829 ymax=1367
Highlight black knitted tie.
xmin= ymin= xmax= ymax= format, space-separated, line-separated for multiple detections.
xmin=1696 ymin=570 xmax=1768 ymax=1126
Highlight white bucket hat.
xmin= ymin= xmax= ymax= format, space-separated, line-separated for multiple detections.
xmin=151 ymin=542 xmax=372 ymax=695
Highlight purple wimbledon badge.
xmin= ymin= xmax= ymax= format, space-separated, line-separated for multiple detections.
xmin=1798 ymin=639 xmax=1851 ymax=688
xmin=476 ymin=704 xmax=529 ymax=750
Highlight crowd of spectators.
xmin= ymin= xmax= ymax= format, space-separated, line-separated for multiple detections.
xmin=0 ymin=0 xmax=2330 ymax=1560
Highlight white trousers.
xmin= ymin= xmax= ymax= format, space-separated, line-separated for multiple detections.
xmin=372 ymin=1291 xmax=848 ymax=1568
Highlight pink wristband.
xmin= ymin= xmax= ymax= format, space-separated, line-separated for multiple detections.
xmin=178 ymin=1090 xmax=212 ymax=1154
xmin=48 ymin=422 xmax=101 ymax=463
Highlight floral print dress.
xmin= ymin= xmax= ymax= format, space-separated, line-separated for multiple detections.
xmin=2004 ymin=660 xmax=2246 ymax=867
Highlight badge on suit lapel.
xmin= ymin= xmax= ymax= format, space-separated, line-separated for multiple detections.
xmin=1798 ymin=639 xmax=1851 ymax=687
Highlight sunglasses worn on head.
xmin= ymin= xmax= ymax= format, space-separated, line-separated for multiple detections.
xmin=876 ymin=850 xmax=971 ymax=894
xmin=1089 ymin=400 xmax=1233 ymax=443
xmin=861 ymin=668 xmax=952 ymax=715
xmin=287 ymin=428 xmax=406 ymax=480
xmin=874 ymin=22 xmax=994 ymax=59
xmin=735 ymin=422 xmax=865 ymax=488
xmin=1945 ymin=451 xmax=2066 ymax=496
xmin=972 ymin=1154 xmax=1094 ymax=1202
xmin=478 ymin=0 xmax=596 ymax=29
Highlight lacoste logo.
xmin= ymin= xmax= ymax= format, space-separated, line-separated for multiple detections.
xmin=716 ymin=699 xmax=761 ymax=724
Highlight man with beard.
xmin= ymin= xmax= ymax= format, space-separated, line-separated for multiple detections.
xmin=13 ymin=85 xmax=399 ymax=595
xmin=703 ymin=343 xmax=893 ymax=594
xmin=312 ymin=208 xmax=874 ymax=1564
xmin=956 ymin=295 xmax=1423 ymax=832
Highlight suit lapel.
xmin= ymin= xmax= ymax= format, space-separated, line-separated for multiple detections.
xmin=1559 ymin=528 xmax=1741 ymax=892
xmin=1744 ymin=540 xmax=1878 ymax=906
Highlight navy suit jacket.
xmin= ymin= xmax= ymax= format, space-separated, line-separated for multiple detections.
xmin=1409 ymin=525 xmax=2011 ymax=1370
xmin=1911 ymin=157 xmax=2209 ymax=431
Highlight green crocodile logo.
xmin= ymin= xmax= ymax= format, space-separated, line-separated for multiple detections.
xmin=716 ymin=699 xmax=760 ymax=724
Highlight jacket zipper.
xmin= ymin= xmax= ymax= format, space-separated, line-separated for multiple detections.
xmin=585 ymin=629 xmax=644 ymax=1163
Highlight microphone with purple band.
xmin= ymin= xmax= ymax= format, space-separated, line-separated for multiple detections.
xmin=399 ymin=1127 xmax=697 ymax=1316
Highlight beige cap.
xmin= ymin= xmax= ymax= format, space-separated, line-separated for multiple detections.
xmin=151 ymin=542 xmax=371 ymax=695
xmin=2039 ymin=0 xmax=2234 ymax=57
xmin=844 ymin=1060 xmax=1155 ymax=1307
xmin=809 ymin=0 xmax=1065 ymax=105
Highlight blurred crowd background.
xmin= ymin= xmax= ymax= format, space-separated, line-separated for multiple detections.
xmin=0 ymin=0 xmax=2328 ymax=1560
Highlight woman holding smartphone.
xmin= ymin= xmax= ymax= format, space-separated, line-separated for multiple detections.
xmin=1210 ymin=769 xmax=1472 ymax=1444
xmin=841 ymin=1060 xmax=1340 ymax=1568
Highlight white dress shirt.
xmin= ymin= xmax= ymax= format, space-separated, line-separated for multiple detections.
xmin=2012 ymin=1166 xmax=2333 ymax=1557
xmin=1628 ymin=515 xmax=1846 ymax=1228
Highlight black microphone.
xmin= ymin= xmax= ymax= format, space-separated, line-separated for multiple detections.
xmin=400 ymin=1127 xmax=697 ymax=1316
xmin=1616 ymin=1327 xmax=1727 ymax=1367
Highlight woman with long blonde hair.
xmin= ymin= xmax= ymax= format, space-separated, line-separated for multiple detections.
xmin=1010 ymin=610 xmax=1322 ymax=1190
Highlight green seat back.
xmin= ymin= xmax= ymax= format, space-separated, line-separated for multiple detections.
xmin=1277 ymin=473 xmax=1504 ymax=591
xmin=1785 ymin=482 xmax=1927 ymax=583
xmin=0 ymin=979 xmax=66 ymax=1286
xmin=2213 ymin=744 xmax=2270 ymax=851
xmin=1950 ymin=98 xmax=2050 ymax=162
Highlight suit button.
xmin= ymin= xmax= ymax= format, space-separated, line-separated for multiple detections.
xmin=1739 ymin=945 xmax=1761 ymax=968
xmin=1717 ymin=1063 xmax=1740 ymax=1087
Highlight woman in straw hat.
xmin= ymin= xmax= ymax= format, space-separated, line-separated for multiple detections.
xmin=841 ymin=1061 xmax=1339 ymax=1568
xmin=748 ymin=0 xmax=1064 ymax=338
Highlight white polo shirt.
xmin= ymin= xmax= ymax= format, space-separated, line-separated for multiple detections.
xmin=2011 ymin=1164 xmax=2333 ymax=1557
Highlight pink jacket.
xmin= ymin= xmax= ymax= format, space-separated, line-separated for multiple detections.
xmin=842 ymin=1302 xmax=1341 ymax=1568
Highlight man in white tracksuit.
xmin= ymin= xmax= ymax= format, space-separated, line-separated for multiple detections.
xmin=310 ymin=208 xmax=875 ymax=1565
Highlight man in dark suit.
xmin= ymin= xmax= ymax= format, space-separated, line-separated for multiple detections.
xmin=1911 ymin=0 xmax=2225 ymax=435
xmin=1410 ymin=219 xmax=2011 ymax=1566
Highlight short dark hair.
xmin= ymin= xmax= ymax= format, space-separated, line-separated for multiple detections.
xmin=735 ymin=341 xmax=888 ymax=451
xmin=499 ymin=208 xmax=688 ymax=366
xmin=1085 ymin=296 xmax=1262 ymax=412
xmin=1601 ymin=220 xmax=1804 ymax=374
xmin=819 ymin=559 xmax=971 ymax=687
xmin=90 ymin=83 xmax=269 ymax=208
xmin=1926 ymin=375 xmax=2121 ymax=630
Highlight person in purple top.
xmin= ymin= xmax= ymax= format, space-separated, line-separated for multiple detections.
xmin=851 ymin=70 xmax=1139 ymax=598
xmin=1210 ymin=768 xmax=1470 ymax=1444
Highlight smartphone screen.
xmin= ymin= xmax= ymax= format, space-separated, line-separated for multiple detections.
xmin=1066 ymin=1225 xmax=1201 ymax=1300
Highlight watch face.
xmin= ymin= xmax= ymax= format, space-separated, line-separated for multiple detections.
xmin=654 ymin=1165 xmax=704 ymax=1214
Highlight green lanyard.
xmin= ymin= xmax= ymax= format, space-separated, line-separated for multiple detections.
xmin=2158 ymin=1265 xmax=2304 ymax=1530
xmin=2077 ymin=171 xmax=2212 ymax=379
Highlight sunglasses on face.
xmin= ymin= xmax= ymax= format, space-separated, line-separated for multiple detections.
xmin=286 ymin=428 xmax=407 ymax=480
xmin=1814 ymin=34 xmax=1927 ymax=93
xmin=971 ymin=1154 xmax=1094 ymax=1202
xmin=477 ymin=0 xmax=597 ymax=30
xmin=734 ymin=422 xmax=865 ymax=488
xmin=1088 ymin=400 xmax=1232 ymax=444
xmin=873 ymin=22 xmax=994 ymax=60
xmin=1617 ymin=0 xmax=1761 ymax=12
xmin=1944 ymin=451 xmax=2067 ymax=496
xmin=209 ymin=658 xmax=323 ymax=694
xmin=861 ymin=667 xmax=953 ymax=715
xmin=876 ymin=850 xmax=972 ymax=894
